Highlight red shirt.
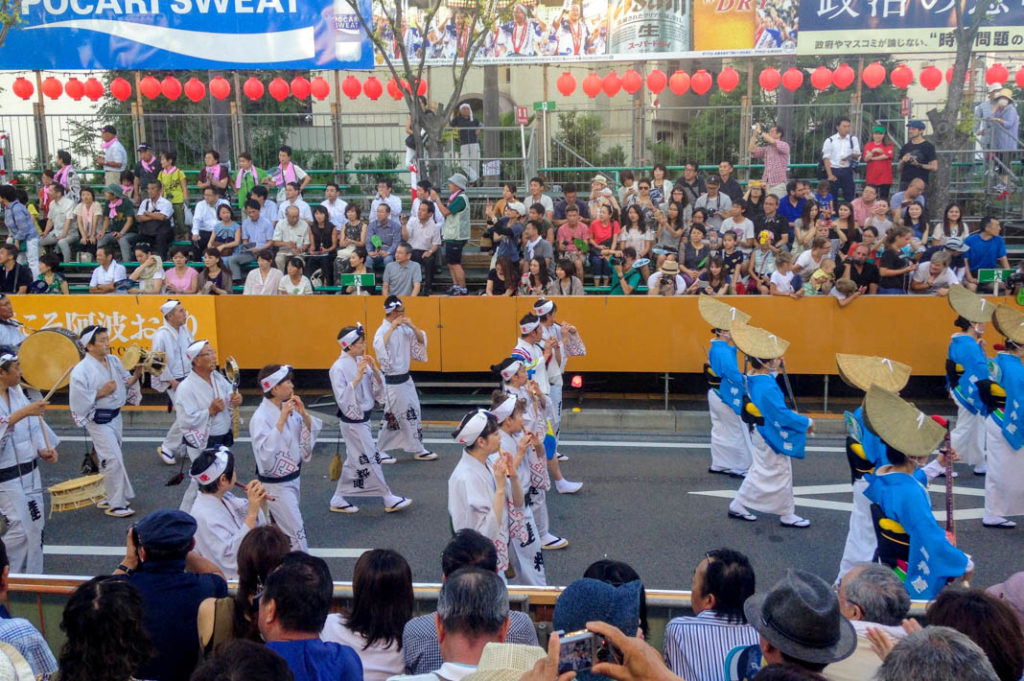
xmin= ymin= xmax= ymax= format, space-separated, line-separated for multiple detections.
xmin=590 ymin=219 xmax=620 ymax=247
xmin=864 ymin=142 xmax=894 ymax=186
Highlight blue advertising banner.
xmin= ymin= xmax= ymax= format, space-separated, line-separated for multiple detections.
xmin=0 ymin=0 xmax=373 ymax=69
xmin=798 ymin=0 xmax=1024 ymax=54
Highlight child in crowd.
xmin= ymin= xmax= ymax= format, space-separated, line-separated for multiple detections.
xmin=769 ymin=251 xmax=803 ymax=300
xmin=720 ymin=231 xmax=746 ymax=292
xmin=813 ymin=180 xmax=836 ymax=218
xmin=805 ymin=258 xmax=836 ymax=296
xmin=830 ymin=277 xmax=863 ymax=307
xmin=747 ymin=230 xmax=776 ymax=294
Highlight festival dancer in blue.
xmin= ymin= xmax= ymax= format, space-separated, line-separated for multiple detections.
xmin=946 ymin=285 xmax=995 ymax=475
xmin=982 ymin=303 xmax=1024 ymax=529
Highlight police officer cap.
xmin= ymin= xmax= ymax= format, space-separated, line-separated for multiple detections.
xmin=135 ymin=509 xmax=197 ymax=552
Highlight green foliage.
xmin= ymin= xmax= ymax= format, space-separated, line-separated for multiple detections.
xmin=0 ymin=0 xmax=21 ymax=47
xmin=602 ymin=144 xmax=627 ymax=167
xmin=354 ymin=150 xmax=401 ymax=191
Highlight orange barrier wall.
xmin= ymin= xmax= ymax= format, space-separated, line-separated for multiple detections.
xmin=8 ymin=295 xmax=1015 ymax=375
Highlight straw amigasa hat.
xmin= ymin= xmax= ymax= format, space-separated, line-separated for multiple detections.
xmin=460 ymin=643 xmax=547 ymax=681
xmin=836 ymin=354 xmax=912 ymax=394
xmin=948 ymin=284 xmax=995 ymax=324
xmin=731 ymin=321 xmax=789 ymax=360
xmin=994 ymin=303 xmax=1024 ymax=345
xmin=863 ymin=385 xmax=945 ymax=458
xmin=698 ymin=296 xmax=752 ymax=331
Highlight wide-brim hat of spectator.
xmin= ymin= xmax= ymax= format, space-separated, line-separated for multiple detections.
xmin=835 ymin=354 xmax=911 ymax=394
xmin=944 ymin=236 xmax=969 ymax=253
xmin=0 ymin=642 xmax=34 ymax=681
xmin=993 ymin=304 xmax=1024 ymax=345
xmin=447 ymin=173 xmax=468 ymax=191
xmin=986 ymin=572 xmax=1024 ymax=625
xmin=948 ymin=284 xmax=994 ymax=323
xmin=660 ymin=260 xmax=680 ymax=276
xmin=506 ymin=202 xmax=526 ymax=216
xmin=998 ymin=88 xmax=1014 ymax=102
xmin=105 ymin=184 xmax=125 ymax=199
xmin=731 ymin=321 xmax=789 ymax=360
xmin=743 ymin=569 xmax=857 ymax=665
xmin=461 ymin=643 xmax=546 ymax=681
xmin=863 ymin=384 xmax=945 ymax=458
xmin=698 ymin=297 xmax=751 ymax=331
xmin=591 ymin=174 xmax=608 ymax=186
xmin=990 ymin=83 xmax=1004 ymax=93
xmin=553 ymin=578 xmax=641 ymax=638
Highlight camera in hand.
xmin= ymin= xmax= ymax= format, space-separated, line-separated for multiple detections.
xmin=557 ymin=629 xmax=621 ymax=675
xmin=610 ymin=256 xmax=622 ymax=266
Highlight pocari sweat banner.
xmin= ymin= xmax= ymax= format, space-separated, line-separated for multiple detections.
xmin=1 ymin=0 xmax=373 ymax=69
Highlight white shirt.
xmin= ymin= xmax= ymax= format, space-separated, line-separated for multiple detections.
xmin=273 ymin=220 xmax=311 ymax=252
xmin=529 ymin=193 xmax=554 ymax=216
xmin=190 ymin=492 xmax=261 ymax=581
xmin=47 ymin=196 xmax=76 ymax=234
xmin=646 ymin=272 xmax=687 ymax=294
xmin=404 ymin=217 xmax=441 ymax=252
xmin=176 ymin=370 xmax=234 ymax=447
xmin=411 ymin=197 xmax=444 ymax=226
xmin=322 ymin=615 xmax=403 ymax=681
xmin=447 ymin=451 xmax=502 ymax=546
xmin=102 ymin=139 xmax=127 ymax=172
xmin=0 ymin=385 xmax=58 ymax=469
xmin=191 ymin=198 xmax=230 ymax=237
xmin=911 ymin=262 xmax=960 ymax=293
xmin=770 ymin=269 xmax=797 ymax=293
xmin=151 ymin=321 xmax=194 ymax=391
xmin=822 ymin=133 xmax=861 ymax=169
xmin=371 ymin=194 xmax=403 ymax=219
xmin=69 ymin=354 xmax=134 ymax=424
xmin=374 ymin=319 xmax=427 ymax=376
xmin=795 ymin=250 xmax=824 ymax=274
xmin=723 ymin=217 xmax=756 ymax=253
xmin=248 ymin=398 xmax=322 ymax=480
xmin=320 ymin=198 xmax=348 ymax=226
xmin=330 ymin=352 xmax=385 ymax=420
xmin=243 ymin=267 xmax=282 ymax=295
xmin=138 ymin=196 xmax=173 ymax=219
xmin=89 ymin=260 xmax=127 ymax=291
xmin=280 ymin=198 xmax=313 ymax=225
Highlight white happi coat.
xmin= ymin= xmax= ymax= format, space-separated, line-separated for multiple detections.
xmin=330 ymin=352 xmax=391 ymax=499
xmin=69 ymin=354 xmax=140 ymax=509
xmin=0 ymin=386 xmax=58 ymax=573
xmin=0 ymin=322 xmax=24 ymax=350
xmin=448 ymin=451 xmax=510 ymax=573
xmin=502 ymin=386 xmax=552 ymax=539
xmin=151 ymin=322 xmax=194 ymax=458
xmin=497 ymin=429 xmax=546 ymax=586
xmin=189 ymin=491 xmax=261 ymax=580
xmin=374 ymin=320 xmax=429 ymax=455
xmin=539 ymin=323 xmax=586 ymax=436
xmin=248 ymin=398 xmax=322 ymax=551
xmin=175 ymin=369 xmax=235 ymax=511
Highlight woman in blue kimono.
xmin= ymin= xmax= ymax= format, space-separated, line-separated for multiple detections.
xmin=983 ymin=303 xmax=1024 ymax=529
xmin=946 ymin=284 xmax=996 ymax=475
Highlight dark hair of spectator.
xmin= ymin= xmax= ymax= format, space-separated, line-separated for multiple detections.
xmin=244 ymin=199 xmax=260 ymax=213
xmin=583 ymin=560 xmax=649 ymax=638
xmin=263 ymin=552 xmax=333 ymax=634
xmin=51 ymin=182 xmax=65 ymax=195
xmin=442 ymin=529 xmax=498 ymax=576
xmin=836 ymin=115 xmax=851 ymax=127
xmin=169 ymin=245 xmax=191 ymax=260
xmin=217 ymin=204 xmax=234 ymax=221
xmin=278 ymin=145 xmax=293 ymax=156
xmin=927 ymin=588 xmax=1024 ymax=681
xmin=620 ymin=169 xmax=635 ymax=183
xmin=325 ymin=182 xmax=340 ymax=191
xmin=707 ymin=256 xmax=727 ymax=288
xmin=419 ymin=200 xmax=435 ymax=216
xmin=346 ymin=204 xmax=362 ymax=220
xmin=527 ymin=256 xmax=550 ymax=290
xmin=203 ymin=185 xmax=218 ymax=196
xmin=192 ymin=640 xmax=295 ymax=681
xmin=162 ymin=150 xmax=177 ymax=164
xmin=0 ymin=186 xmax=15 ymax=203
xmin=205 ymin=150 xmax=221 ymax=162
xmin=81 ymin=187 xmax=95 ymax=202
xmin=42 ymin=168 xmax=56 ymax=180
xmin=232 ymin=526 xmax=291 ymax=642
xmin=15 ymin=189 xmax=28 ymax=205
xmin=134 ymin=242 xmax=153 ymax=256
xmin=285 ymin=181 xmax=301 ymax=192
xmin=621 ymin=246 xmax=638 ymax=260
xmin=255 ymin=249 xmax=274 ymax=264
xmin=800 ymin=201 xmax=820 ymax=226
xmin=251 ymin=185 xmax=268 ymax=199
xmin=312 ymin=205 xmax=331 ymax=226
xmin=377 ymin=178 xmax=393 ymax=189
xmin=625 ymin=205 xmax=647 ymax=233
xmin=565 ymin=204 xmax=579 ymax=215
xmin=690 ymin=223 xmax=707 ymax=237
xmin=503 ymin=181 xmax=518 ymax=195
xmin=652 ymin=163 xmax=668 ymax=178
xmin=239 ymin=152 xmax=253 ymax=162
xmin=938 ymin=203 xmax=965 ymax=238
xmin=771 ymin=125 xmax=785 ymax=138
xmin=57 ymin=149 xmax=72 ymax=166
xmin=351 ymin=246 xmax=368 ymax=265
xmin=529 ymin=202 xmax=546 ymax=216
xmin=670 ymin=184 xmax=689 ymax=209
xmin=563 ymin=182 xmax=577 ymax=194
xmin=203 ymin=249 xmax=226 ymax=273
xmin=346 ymin=549 xmax=414 ymax=650
xmin=530 ymin=176 xmax=545 ymax=187
xmin=555 ymin=259 xmax=575 ymax=280
xmin=703 ymin=548 xmax=756 ymax=624
xmin=286 ymin=257 xmax=304 ymax=272
xmin=416 ymin=180 xmax=432 ymax=191
xmin=980 ymin=216 xmax=999 ymax=232
xmin=495 ymin=257 xmax=517 ymax=293
xmin=40 ymin=253 xmax=61 ymax=273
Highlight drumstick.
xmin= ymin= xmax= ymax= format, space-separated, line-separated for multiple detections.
xmin=234 ymin=481 xmax=276 ymax=502
xmin=42 ymin=366 xmax=75 ymax=402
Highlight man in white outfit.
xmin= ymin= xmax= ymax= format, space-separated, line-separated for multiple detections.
xmin=152 ymin=299 xmax=194 ymax=466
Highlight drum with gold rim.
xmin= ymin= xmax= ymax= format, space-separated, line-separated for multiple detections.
xmin=19 ymin=328 xmax=83 ymax=391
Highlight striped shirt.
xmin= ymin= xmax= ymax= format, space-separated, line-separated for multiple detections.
xmin=663 ymin=610 xmax=759 ymax=681
xmin=402 ymin=610 xmax=538 ymax=675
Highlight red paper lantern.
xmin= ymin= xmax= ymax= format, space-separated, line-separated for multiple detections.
xmin=413 ymin=78 xmax=427 ymax=97
xmin=668 ymin=70 xmax=690 ymax=95
xmin=83 ymin=77 xmax=104 ymax=101
xmin=12 ymin=77 xmax=33 ymax=100
xmin=268 ymin=77 xmax=289 ymax=102
xmin=810 ymin=66 xmax=832 ymax=90
xmin=890 ymin=65 xmax=914 ymax=89
xmin=621 ymin=69 xmax=642 ymax=94
xmin=556 ymin=72 xmax=576 ymax=96
xmin=717 ymin=67 xmax=739 ymax=93
xmin=243 ymin=77 xmax=264 ymax=101
xmin=64 ymin=78 xmax=84 ymax=101
xmin=582 ymin=73 xmax=602 ymax=98
xmin=290 ymin=76 xmax=311 ymax=100
xmin=1017 ymin=66 xmax=1024 ymax=89
xmin=861 ymin=62 xmax=886 ymax=89
xmin=832 ymin=64 xmax=855 ymax=90
xmin=691 ymin=69 xmax=712 ymax=95
xmin=139 ymin=75 xmax=161 ymax=99
xmin=781 ymin=68 xmax=804 ymax=91
xmin=602 ymin=72 xmax=622 ymax=97
xmin=110 ymin=77 xmax=132 ymax=102
xmin=646 ymin=69 xmax=667 ymax=94
xmin=310 ymin=76 xmax=331 ymax=100
xmin=183 ymin=77 xmax=206 ymax=102
xmin=341 ymin=76 xmax=361 ymax=99
xmin=386 ymin=78 xmax=402 ymax=100
xmin=987 ymin=63 xmax=1009 ymax=85
xmin=209 ymin=76 xmax=231 ymax=100
xmin=161 ymin=76 xmax=182 ymax=100
xmin=41 ymin=76 xmax=62 ymax=99
xmin=398 ymin=78 xmax=413 ymax=95
xmin=758 ymin=67 xmax=780 ymax=91
xmin=919 ymin=66 xmax=942 ymax=91
xmin=363 ymin=76 xmax=383 ymax=100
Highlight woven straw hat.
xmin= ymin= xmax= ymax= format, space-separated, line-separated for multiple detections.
xmin=461 ymin=643 xmax=547 ymax=681
xmin=698 ymin=296 xmax=752 ymax=331
xmin=836 ymin=354 xmax=911 ymax=394
xmin=863 ymin=385 xmax=945 ymax=458
xmin=731 ymin=321 xmax=789 ymax=360
xmin=994 ymin=304 xmax=1024 ymax=344
xmin=948 ymin=284 xmax=994 ymax=323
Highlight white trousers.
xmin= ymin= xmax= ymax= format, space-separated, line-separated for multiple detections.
xmin=530 ymin=488 xmax=549 ymax=539
xmin=951 ymin=400 xmax=986 ymax=466
xmin=264 ymin=478 xmax=307 ymax=551
xmin=0 ymin=469 xmax=44 ymax=574
xmin=708 ymin=389 xmax=753 ymax=473
xmin=836 ymin=478 xmax=876 ymax=582
xmin=985 ymin=418 xmax=1024 ymax=518
xmin=334 ymin=421 xmax=392 ymax=502
xmin=734 ymin=430 xmax=795 ymax=516
xmin=161 ymin=385 xmax=187 ymax=458
xmin=87 ymin=416 xmax=134 ymax=509
xmin=460 ymin=143 xmax=481 ymax=183
xmin=508 ymin=505 xmax=545 ymax=586
xmin=21 ymin=239 xmax=39 ymax=278
xmin=377 ymin=378 xmax=428 ymax=455
xmin=549 ymin=383 xmax=563 ymax=436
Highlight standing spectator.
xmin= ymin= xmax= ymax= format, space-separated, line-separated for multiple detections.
xmin=553 ymin=182 xmax=590 ymax=227
xmin=547 ymin=258 xmax=585 ymax=296
xmin=279 ymin=256 xmax=313 ymax=296
xmin=822 ymin=116 xmax=861 ymax=204
xmin=451 ymin=104 xmax=482 ymax=185
xmin=778 ymin=180 xmax=807 ymax=227
xmin=0 ymin=245 xmax=31 ymax=295
xmin=863 ymin=127 xmax=896 ymax=200
xmin=430 ymin=174 xmax=471 ymax=296
xmin=321 ymin=182 xmax=348 ymax=226
xmin=198 ymin=249 xmax=232 ymax=295
xmin=990 ymin=89 xmax=1019 ymax=190
xmin=39 ymin=182 xmax=75 ymax=255
xmin=74 ymin=186 xmax=101 ymax=260
xmin=411 ymin=181 xmax=444 ymax=226
xmin=226 ymin=200 xmax=274 ymax=282
xmin=192 ymin=187 xmax=230 ymax=254
xmin=88 ymin=243 xmax=127 ymax=294
xmin=54 ymin=149 xmax=81 ymax=202
xmin=977 ymin=83 xmax=1004 ymax=149
xmin=717 ymin=160 xmax=744 ymax=203
xmin=135 ymin=180 xmax=175 ymax=260
xmin=877 ymin=226 xmax=916 ymax=294
xmin=876 ymin=627 xmax=999 ymax=681
xmin=588 ymin=203 xmax=619 ymax=287
xmin=322 ymin=549 xmax=414 ymax=681
xmin=695 ymin=176 xmax=733 ymax=233
xmin=273 ymin=206 xmax=312 ymax=271
xmin=757 ymin=194 xmax=789 ymax=250
xmin=851 ymin=185 xmax=878 ymax=227
xmin=243 ymin=249 xmax=283 ymax=295
xmin=233 ymin=153 xmax=268 ymax=211
xmin=164 ymin=245 xmax=198 ymax=295
xmin=928 ymin=203 xmax=969 ymax=247
xmin=382 ymin=243 xmax=422 ymax=297
xmin=842 ymin=244 xmax=880 ymax=294
xmin=910 ymin=250 xmax=959 ymax=295
xmin=493 ymin=202 xmax=525 ymax=266
xmin=36 ymin=170 xmax=53 ymax=227
xmin=133 ymin=144 xmax=158 ymax=199
xmin=527 ymin=177 xmax=554 ymax=220
xmin=664 ymin=548 xmax=758 ymax=681
xmin=964 ymin=216 xmax=1010 ymax=289
xmin=197 ymin=150 xmax=229 ymax=197
xmin=159 ymin=151 xmax=189 ymax=240
xmin=403 ymin=200 xmax=441 ymax=294
xmin=58 ymin=577 xmax=150 ymax=681
xmin=679 ymin=162 xmax=707 ymax=206
xmin=272 ymin=146 xmax=310 ymax=203
xmin=0 ymin=186 xmax=39 ymax=278
xmin=260 ymin=552 xmax=362 ymax=681
xmin=749 ymin=124 xmax=791 ymax=198
xmin=898 ymin=121 xmax=938 ymax=190
xmin=371 ymin=179 xmax=403 ymax=219
xmin=96 ymin=125 xmax=127 ymax=187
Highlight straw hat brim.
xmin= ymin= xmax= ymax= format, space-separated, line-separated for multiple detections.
xmin=836 ymin=354 xmax=912 ymax=394
xmin=863 ymin=385 xmax=945 ymax=458
xmin=461 ymin=643 xmax=546 ymax=681
xmin=948 ymin=284 xmax=995 ymax=323
xmin=698 ymin=296 xmax=751 ymax=331
xmin=731 ymin=321 xmax=789 ymax=359
xmin=0 ymin=642 xmax=35 ymax=681
xmin=993 ymin=304 xmax=1024 ymax=344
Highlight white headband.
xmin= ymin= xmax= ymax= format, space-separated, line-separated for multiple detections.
xmin=520 ymin=319 xmax=540 ymax=335
xmin=260 ymin=365 xmax=291 ymax=392
xmin=191 ymin=446 xmax=230 ymax=484
xmin=0 ymin=353 xmax=17 ymax=366
xmin=160 ymin=299 xmax=181 ymax=316
xmin=492 ymin=395 xmax=517 ymax=423
xmin=500 ymin=360 xmax=523 ymax=382
xmin=79 ymin=327 xmax=99 ymax=346
xmin=532 ymin=298 xmax=554 ymax=316
xmin=454 ymin=409 xmax=493 ymax=445
xmin=186 ymin=340 xmax=209 ymax=362
xmin=339 ymin=323 xmax=364 ymax=350
xmin=384 ymin=298 xmax=404 ymax=313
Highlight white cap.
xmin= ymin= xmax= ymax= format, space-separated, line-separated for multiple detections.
xmin=160 ymin=299 xmax=182 ymax=317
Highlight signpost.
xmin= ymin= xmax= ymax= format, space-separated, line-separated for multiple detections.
xmin=978 ymin=269 xmax=1016 ymax=296
xmin=339 ymin=272 xmax=376 ymax=295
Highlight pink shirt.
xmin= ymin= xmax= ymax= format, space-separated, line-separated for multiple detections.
xmin=164 ymin=266 xmax=198 ymax=293
xmin=557 ymin=222 xmax=590 ymax=252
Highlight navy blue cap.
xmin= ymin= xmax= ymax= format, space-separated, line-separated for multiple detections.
xmin=135 ymin=509 xmax=197 ymax=552
xmin=907 ymin=120 xmax=926 ymax=129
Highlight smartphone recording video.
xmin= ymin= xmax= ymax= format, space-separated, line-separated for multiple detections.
xmin=558 ymin=630 xmax=597 ymax=675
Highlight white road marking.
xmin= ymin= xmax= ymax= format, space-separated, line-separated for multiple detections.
xmin=44 ymin=545 xmax=369 ymax=559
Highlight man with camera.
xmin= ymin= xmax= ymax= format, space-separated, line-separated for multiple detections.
xmin=841 ymin=244 xmax=879 ymax=295
xmin=898 ymin=121 xmax=937 ymax=191
xmin=608 ymin=247 xmax=643 ymax=295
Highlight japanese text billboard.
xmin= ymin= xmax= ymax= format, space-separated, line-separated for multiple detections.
xmin=0 ymin=0 xmax=373 ymax=69
xmin=798 ymin=0 xmax=1024 ymax=54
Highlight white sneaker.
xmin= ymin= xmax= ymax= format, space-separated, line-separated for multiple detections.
xmin=158 ymin=447 xmax=176 ymax=466
xmin=557 ymin=453 xmax=569 ymax=461
xmin=541 ymin=534 xmax=569 ymax=550
xmin=555 ymin=478 xmax=583 ymax=494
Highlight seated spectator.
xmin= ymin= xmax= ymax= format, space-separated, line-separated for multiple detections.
xmin=484 ymin=184 xmax=516 ymax=241
xmin=410 ymin=181 xmax=443 ymax=226
xmin=653 ymin=205 xmax=685 ymax=268
xmin=582 ymin=559 xmax=650 ymax=639
xmin=520 ymin=256 xmax=550 ymax=297
xmin=876 ymin=627 xmax=998 ymax=681
xmin=745 ymin=181 xmax=767 ymax=221
xmin=863 ymin=199 xmax=893 ymax=237
xmin=197 ymin=525 xmax=291 ymax=657
xmin=527 ymin=203 xmax=555 ymax=244
xmin=793 ymin=202 xmax=820 ymax=255
xmin=831 ymin=278 xmax=863 ymax=307
xmin=192 ymin=639 xmax=295 ymax=681
xmin=555 ymin=205 xmax=589 ymax=279
xmin=813 ymin=217 xmax=847 ymax=260
xmin=589 ymin=204 xmax=620 ymax=287
xmin=33 ymin=253 xmax=67 ymax=295
xmin=208 ymin=204 xmax=241 ymax=256
xmin=928 ymin=203 xmax=969 ymax=248
xmin=402 ymin=531 xmax=538 ymax=675
xmin=841 ymin=244 xmax=880 ymax=294
xmin=88 ymin=243 xmax=127 ymax=294
xmin=127 ymin=241 xmax=164 ymax=294
xmin=723 ymin=200 xmax=756 ymax=253
xmin=554 ymin=182 xmax=590 ymax=227
xmin=367 ymin=204 xmax=402 ymax=272
xmin=307 ymin=205 xmax=338 ymax=286
xmin=227 ymin=199 xmax=275 ymax=282
xmin=648 ymin=260 xmax=686 ymax=296
xmin=199 ymin=248 xmax=232 ymax=296
xmin=338 ymin=204 xmax=368 ymax=266
xmin=403 ymin=200 xmax=441 ymax=295
xmin=279 ymin=256 xmax=313 ymax=296
xmin=896 ymin=203 xmax=928 ymax=246
xmin=720 ymin=231 xmax=747 ymax=291
xmin=964 ymin=216 xmax=1009 ymax=291
xmin=664 ymin=548 xmax=757 ymax=681
xmin=252 ymin=184 xmax=278 ymax=224
xmin=805 ymin=259 xmax=836 ymax=296
xmin=812 ymin=180 xmax=836 ymax=218
xmin=827 ymin=563 xmax=910 ymax=681
xmin=192 ymin=187 xmax=230 ymax=256
xmin=744 ymin=569 xmax=855 ymax=674
xmin=758 ymin=194 xmax=790 ymax=251
xmin=0 ymin=540 xmax=57 ymax=676
xmin=681 ymin=224 xmax=710 ymax=285
xmin=860 ymin=226 xmax=884 ymax=263
xmin=924 ymin=588 xmax=1024 ymax=681
xmin=371 ymin=178 xmax=402 ymax=219
xmin=608 ymin=247 xmax=642 ymax=295
xmin=793 ymin=237 xmax=830 ymax=278
xmin=691 ymin=257 xmax=731 ymax=295
xmin=588 ymin=175 xmax=618 ymax=219
xmin=382 ymin=243 xmax=421 ymax=298
xmin=889 ymin=178 xmax=926 ymax=214
xmin=58 ymin=577 xmax=151 ymax=681
xmin=115 ymin=509 xmax=228 ymax=681
xmin=134 ymin=179 xmax=175 ymax=260
xmin=523 ymin=220 xmax=554 ymax=271
xmin=746 ymin=231 xmax=777 ymax=293
xmin=694 ymin=176 xmax=732 ymax=233
xmin=39 ymin=182 xmax=75 ymax=256
xmin=850 ymin=185 xmax=878 ymax=227
xmin=74 ymin=186 xmax=101 ymax=260
xmin=553 ymin=577 xmax=642 ymax=653
xmin=620 ymin=205 xmax=654 ymax=264
xmin=342 ymin=246 xmax=372 ymax=295
xmin=164 ymin=245 xmax=199 ymax=295
xmin=547 ymin=258 xmax=585 ymax=296
xmin=98 ymin=184 xmax=137 ymax=263
xmin=770 ymin=252 xmax=803 ymax=299
xmin=486 ymin=257 xmax=517 ymax=297
xmin=322 ymin=549 xmax=413 ymax=681
xmin=834 ymin=203 xmax=861 ymax=246
xmin=877 ymin=227 xmax=916 ymax=295
xmin=779 ymin=180 xmax=807 ymax=227
xmin=278 ymin=181 xmax=313 ymax=225
xmin=197 ymin=150 xmax=229 ymax=197
xmin=273 ymin=206 xmax=312 ymax=271
xmin=910 ymin=250 xmax=959 ymax=295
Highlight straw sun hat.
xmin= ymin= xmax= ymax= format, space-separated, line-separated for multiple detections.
xmin=863 ymin=385 xmax=945 ymax=458
xmin=994 ymin=304 xmax=1024 ymax=345
xmin=835 ymin=354 xmax=911 ymax=394
xmin=731 ymin=321 xmax=789 ymax=360
xmin=698 ymin=296 xmax=752 ymax=331
xmin=948 ymin=284 xmax=995 ymax=324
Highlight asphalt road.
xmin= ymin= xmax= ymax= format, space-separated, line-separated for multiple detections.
xmin=33 ymin=425 xmax=1020 ymax=591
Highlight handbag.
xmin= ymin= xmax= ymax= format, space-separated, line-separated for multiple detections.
xmin=183 ymin=204 xmax=194 ymax=227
